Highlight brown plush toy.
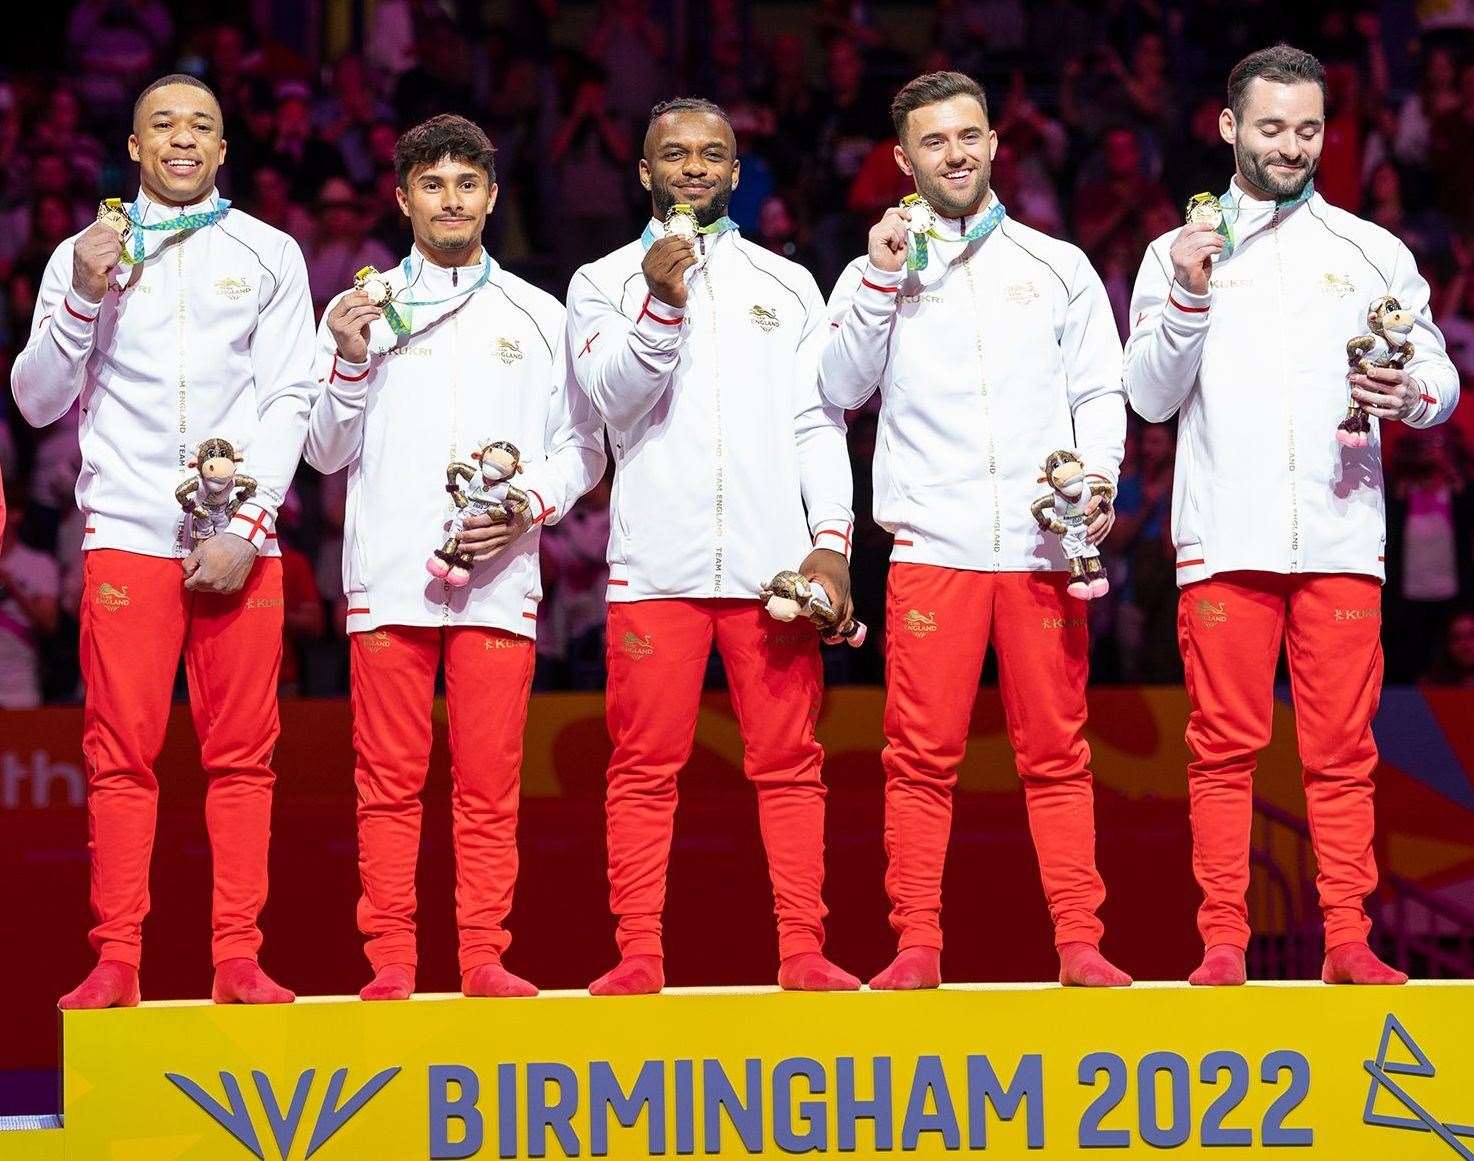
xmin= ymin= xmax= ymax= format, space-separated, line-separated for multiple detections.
xmin=427 ymin=439 xmax=531 ymax=588
xmin=1341 ymin=295 xmax=1415 ymax=448
xmin=174 ymin=437 xmax=257 ymax=543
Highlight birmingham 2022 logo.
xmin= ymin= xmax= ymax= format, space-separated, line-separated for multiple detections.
xmin=1364 ymin=1014 xmax=1474 ymax=1158
xmin=166 ymin=1066 xmax=399 ymax=1159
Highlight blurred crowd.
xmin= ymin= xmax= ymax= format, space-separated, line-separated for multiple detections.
xmin=2 ymin=0 xmax=1474 ymax=707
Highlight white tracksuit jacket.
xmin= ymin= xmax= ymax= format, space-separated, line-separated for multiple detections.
xmin=566 ymin=222 xmax=853 ymax=600
xmin=1124 ymin=183 xmax=1459 ymax=586
xmin=819 ymin=199 xmax=1126 ymax=571
xmin=10 ymin=189 xmax=316 ymax=556
xmin=306 ymin=247 xmax=606 ymax=639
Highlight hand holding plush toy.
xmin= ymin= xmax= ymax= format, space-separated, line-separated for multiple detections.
xmin=427 ymin=439 xmax=531 ymax=588
xmin=759 ymin=569 xmax=868 ymax=646
xmin=1031 ymin=448 xmax=1111 ymax=600
xmin=174 ymin=437 xmax=257 ymax=543
xmin=1341 ymin=295 xmax=1415 ymax=448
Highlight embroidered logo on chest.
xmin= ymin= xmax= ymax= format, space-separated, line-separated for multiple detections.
xmin=495 ymin=337 xmax=524 ymax=365
xmin=1005 ymin=280 xmax=1039 ymax=306
xmin=749 ymin=304 xmax=780 ymax=333
xmin=1322 ymin=272 xmax=1356 ymax=299
xmin=215 ymin=276 xmax=252 ymax=301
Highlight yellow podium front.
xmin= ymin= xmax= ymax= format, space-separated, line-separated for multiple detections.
xmin=41 ymin=982 xmax=1474 ymax=1159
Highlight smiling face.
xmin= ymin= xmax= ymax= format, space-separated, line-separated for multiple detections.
xmin=641 ymin=109 xmax=739 ymax=227
xmin=1221 ymin=78 xmax=1323 ymax=201
xmin=893 ymin=94 xmax=997 ymax=218
xmin=129 ymin=83 xmax=226 ymax=206
xmin=396 ymin=154 xmax=496 ymax=258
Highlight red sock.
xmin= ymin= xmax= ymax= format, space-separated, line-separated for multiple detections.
xmin=360 ymin=964 xmax=415 ymax=1001
xmin=1058 ymin=942 xmax=1133 ymax=987
xmin=212 ymin=958 xmax=295 ymax=1005
xmin=1189 ymin=944 xmax=1246 ymax=987
xmin=59 ymin=961 xmax=140 ymax=1010
xmin=589 ymin=955 xmax=664 ymax=996
xmin=868 ymin=947 xmax=941 ymax=990
xmin=463 ymin=963 xmax=538 ymax=997
xmin=779 ymin=952 xmax=861 ymax=991
xmin=1322 ymin=942 xmax=1408 ymax=985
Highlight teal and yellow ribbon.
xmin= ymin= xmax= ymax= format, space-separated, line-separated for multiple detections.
xmin=381 ymin=253 xmax=493 ymax=337
xmin=119 ymin=199 xmax=231 ymax=265
xmin=902 ymin=193 xmax=1006 ymax=271
xmin=1205 ymin=181 xmax=1315 ymax=259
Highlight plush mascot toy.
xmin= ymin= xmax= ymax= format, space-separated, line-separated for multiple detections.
xmin=759 ymin=569 xmax=868 ymax=646
xmin=1031 ymin=448 xmax=1111 ymax=600
xmin=175 ymin=437 xmax=257 ymax=543
xmin=428 ymin=439 xmax=530 ymax=587
xmin=1341 ymin=295 xmax=1415 ymax=448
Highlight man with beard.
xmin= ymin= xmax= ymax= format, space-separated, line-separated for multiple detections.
xmin=12 ymin=74 xmax=316 ymax=1008
xmin=1125 ymin=45 xmax=1458 ymax=986
xmin=567 ymin=97 xmax=859 ymax=995
xmin=820 ymin=71 xmax=1131 ymax=990
xmin=307 ymin=114 xmax=605 ymax=1000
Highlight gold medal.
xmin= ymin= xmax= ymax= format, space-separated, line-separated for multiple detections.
xmin=900 ymin=192 xmax=936 ymax=236
xmin=354 ymin=264 xmax=394 ymax=306
xmin=96 ymin=198 xmax=132 ymax=246
xmin=664 ymin=203 xmax=698 ymax=241
xmin=1185 ymin=192 xmax=1223 ymax=230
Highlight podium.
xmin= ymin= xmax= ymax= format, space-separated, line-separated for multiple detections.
xmin=4 ymin=980 xmax=1472 ymax=1158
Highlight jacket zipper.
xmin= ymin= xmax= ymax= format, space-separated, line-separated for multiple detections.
xmin=444 ymin=309 xmax=461 ymax=621
xmin=175 ymin=231 xmax=189 ymax=553
xmin=960 ymin=254 xmax=1002 ymax=562
xmin=1272 ymin=207 xmax=1300 ymax=570
xmin=702 ymin=234 xmax=725 ymax=593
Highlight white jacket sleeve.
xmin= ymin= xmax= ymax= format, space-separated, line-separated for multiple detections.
xmin=1123 ymin=243 xmax=1211 ymax=424
xmin=10 ymin=241 xmax=102 ymax=428
xmin=794 ymin=277 xmax=855 ymax=555
xmin=304 ymin=292 xmax=376 ymax=475
xmin=818 ymin=259 xmax=901 ymax=411
xmin=1389 ymin=240 xmax=1460 ymax=429
xmin=518 ymin=309 xmax=607 ymax=527
xmin=1063 ymin=253 xmax=1127 ymax=489
xmin=566 ymin=269 xmax=685 ymax=430
xmin=228 ymin=238 xmax=319 ymax=550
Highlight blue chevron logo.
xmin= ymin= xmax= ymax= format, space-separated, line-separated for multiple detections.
xmin=1363 ymin=1014 xmax=1474 ymax=1158
xmin=165 ymin=1066 xmax=400 ymax=1159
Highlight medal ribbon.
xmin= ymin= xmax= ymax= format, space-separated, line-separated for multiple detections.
xmin=120 ymin=199 xmax=231 ymax=265
xmin=903 ymin=194 xmax=1007 ymax=271
xmin=640 ymin=215 xmax=738 ymax=251
xmin=382 ymin=253 xmax=493 ymax=336
xmin=1215 ymin=181 xmax=1315 ymax=258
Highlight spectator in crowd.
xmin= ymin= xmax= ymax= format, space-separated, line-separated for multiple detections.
xmin=0 ymin=498 xmax=60 ymax=709
xmin=66 ymin=0 xmax=173 ymax=127
xmin=536 ymin=475 xmax=612 ymax=691
xmin=1429 ymin=59 xmax=1474 ymax=223
xmin=1384 ymin=430 xmax=1474 ymax=681
xmin=1427 ymin=608 xmax=1474 ymax=686
xmin=548 ymin=64 xmax=635 ymax=276
xmin=1111 ymin=421 xmax=1181 ymax=683
xmin=304 ymin=177 xmax=395 ymax=312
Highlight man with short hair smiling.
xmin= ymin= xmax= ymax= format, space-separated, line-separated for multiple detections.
xmin=821 ymin=71 xmax=1131 ymax=990
xmin=308 ymin=114 xmax=605 ymax=1001
xmin=12 ymin=73 xmax=317 ymax=1008
xmin=568 ymin=97 xmax=860 ymax=995
xmin=1125 ymin=45 xmax=1459 ymax=986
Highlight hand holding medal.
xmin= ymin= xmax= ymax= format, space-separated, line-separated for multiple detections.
xmin=640 ymin=204 xmax=698 ymax=309
xmin=1172 ymin=193 xmax=1227 ymax=295
xmin=72 ymin=201 xmax=130 ymax=300
xmin=867 ymin=204 xmax=912 ymax=274
xmin=328 ymin=272 xmax=387 ymax=364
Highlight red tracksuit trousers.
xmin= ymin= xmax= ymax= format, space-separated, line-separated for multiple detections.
xmin=349 ymin=624 xmax=534 ymax=974
xmin=1178 ymin=572 xmax=1381 ymax=950
xmin=603 ymin=599 xmax=829 ymax=960
xmin=79 ymin=549 xmax=283 ymax=968
xmin=882 ymin=564 xmax=1108 ymax=951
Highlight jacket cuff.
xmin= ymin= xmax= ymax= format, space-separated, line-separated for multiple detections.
xmin=52 ymin=290 xmax=103 ymax=351
xmin=228 ymin=501 xmax=275 ymax=551
xmin=327 ymin=354 xmax=374 ymax=398
xmin=811 ymin=518 xmax=854 ymax=561
xmin=633 ymin=293 xmax=685 ymax=345
xmin=1164 ymin=283 xmax=1212 ymax=330
xmin=518 ymin=478 xmax=559 ymax=527
xmin=1403 ymin=378 xmax=1444 ymax=428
